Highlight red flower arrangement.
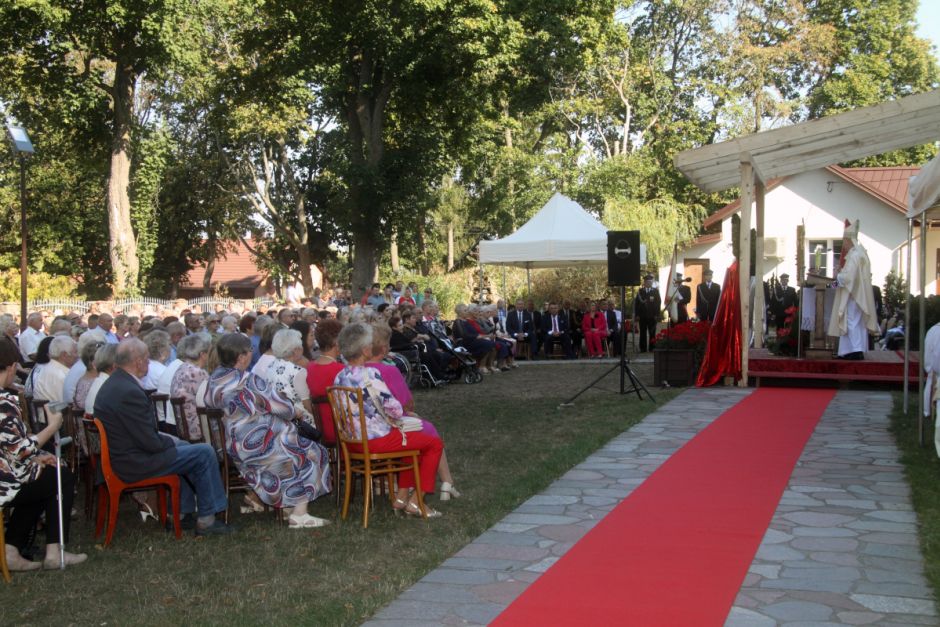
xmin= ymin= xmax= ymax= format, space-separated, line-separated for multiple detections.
xmin=651 ymin=320 xmax=711 ymax=352
xmin=769 ymin=305 xmax=799 ymax=355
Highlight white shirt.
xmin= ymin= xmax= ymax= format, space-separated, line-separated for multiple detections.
xmin=34 ymin=359 xmax=70 ymax=423
xmin=18 ymin=327 xmax=46 ymax=360
xmin=62 ymin=361 xmax=87 ymax=404
xmin=85 ymin=373 xmax=110 ymax=416
xmin=141 ymin=359 xmax=166 ymax=391
xmin=252 ymin=354 xmax=275 ymax=378
xmin=156 ymin=359 xmax=184 ymax=424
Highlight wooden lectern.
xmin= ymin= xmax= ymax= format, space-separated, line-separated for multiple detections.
xmin=802 ymin=272 xmax=834 ymax=359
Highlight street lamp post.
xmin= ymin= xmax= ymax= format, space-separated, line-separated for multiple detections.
xmin=6 ymin=123 xmax=34 ymax=331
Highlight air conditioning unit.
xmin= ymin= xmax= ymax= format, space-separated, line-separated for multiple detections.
xmin=763 ymin=237 xmax=786 ymax=259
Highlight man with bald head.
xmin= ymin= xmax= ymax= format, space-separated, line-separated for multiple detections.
xmin=94 ymin=338 xmax=233 ymax=536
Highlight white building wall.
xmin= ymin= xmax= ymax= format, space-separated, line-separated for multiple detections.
xmin=676 ymin=168 xmax=927 ymax=295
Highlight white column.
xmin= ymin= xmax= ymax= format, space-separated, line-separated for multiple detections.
xmin=739 ymin=161 xmax=754 ymax=387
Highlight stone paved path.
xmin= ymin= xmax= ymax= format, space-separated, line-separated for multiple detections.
xmin=363 ymin=389 xmax=936 ymax=626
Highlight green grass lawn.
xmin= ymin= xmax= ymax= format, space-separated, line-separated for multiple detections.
xmin=890 ymin=391 xmax=940 ymax=604
xmin=1 ymin=362 xmax=676 ymax=626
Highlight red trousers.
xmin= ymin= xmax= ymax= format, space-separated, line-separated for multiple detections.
xmin=351 ymin=430 xmax=443 ymax=493
xmin=584 ymin=330 xmax=605 ymax=356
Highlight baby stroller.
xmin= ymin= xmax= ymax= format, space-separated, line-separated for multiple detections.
xmin=430 ymin=325 xmax=482 ymax=384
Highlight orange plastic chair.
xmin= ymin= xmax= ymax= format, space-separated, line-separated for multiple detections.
xmin=0 ymin=508 xmax=10 ymax=583
xmin=92 ymin=418 xmax=182 ymax=546
xmin=326 ymin=385 xmax=426 ymax=528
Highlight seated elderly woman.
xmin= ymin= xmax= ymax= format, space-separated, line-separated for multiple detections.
xmin=140 ymin=329 xmax=171 ymax=390
xmin=334 ymin=322 xmax=444 ymax=517
xmin=306 ymin=319 xmax=344 ymax=445
xmin=169 ymin=333 xmax=212 ymax=439
xmin=84 ymin=344 xmax=118 ymax=416
xmin=454 ymin=304 xmax=498 ymax=374
xmin=262 ymin=329 xmax=315 ymax=423
xmin=476 ymin=305 xmax=513 ymax=371
xmin=73 ymin=337 xmax=103 ymax=414
xmin=0 ymin=341 xmax=87 ymax=571
xmin=369 ymin=323 xmax=459 ymax=501
xmin=203 ymin=333 xmax=331 ymax=528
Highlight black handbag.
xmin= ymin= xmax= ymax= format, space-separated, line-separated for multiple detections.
xmin=292 ymin=417 xmax=322 ymax=442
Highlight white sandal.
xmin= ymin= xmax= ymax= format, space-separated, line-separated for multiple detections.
xmin=439 ymin=481 xmax=461 ymax=501
xmin=288 ymin=513 xmax=330 ymax=529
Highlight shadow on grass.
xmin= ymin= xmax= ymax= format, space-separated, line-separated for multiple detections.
xmin=890 ymin=391 xmax=940 ymax=609
xmin=0 ymin=363 xmax=679 ymax=625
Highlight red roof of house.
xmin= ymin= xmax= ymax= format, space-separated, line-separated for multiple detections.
xmin=183 ymin=240 xmax=266 ymax=289
xmin=702 ymin=165 xmax=920 ymax=229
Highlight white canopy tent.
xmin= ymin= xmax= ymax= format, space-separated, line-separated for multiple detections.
xmin=905 ymin=151 xmax=940 ymax=427
xmin=478 ymin=192 xmax=610 ymax=297
xmin=479 ymin=193 xmax=608 ymax=268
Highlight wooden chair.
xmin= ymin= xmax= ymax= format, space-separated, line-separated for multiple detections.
xmin=198 ymin=407 xmax=246 ymax=524
xmin=92 ymin=418 xmax=182 ymax=547
xmin=0 ymin=508 xmax=11 ymax=583
xmin=81 ymin=415 xmax=100 ymax=521
xmin=326 ymin=385 xmax=427 ymax=528
xmin=310 ymin=395 xmax=341 ymax=506
xmin=150 ymin=393 xmax=170 ymax=432
xmin=170 ymin=397 xmax=199 ymax=443
xmin=26 ymin=397 xmax=48 ymax=434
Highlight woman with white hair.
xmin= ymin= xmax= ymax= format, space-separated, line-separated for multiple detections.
xmin=263 ymin=329 xmax=315 ymax=422
xmin=169 ymin=333 xmax=212 ymax=440
xmin=334 ymin=322 xmax=444 ymax=517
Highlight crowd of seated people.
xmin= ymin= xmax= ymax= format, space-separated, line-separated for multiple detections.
xmin=0 ymin=286 xmax=643 ymax=569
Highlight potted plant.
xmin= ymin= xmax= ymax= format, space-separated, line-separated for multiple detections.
xmin=651 ymin=320 xmax=711 ymax=386
xmin=768 ymin=305 xmax=799 ymax=356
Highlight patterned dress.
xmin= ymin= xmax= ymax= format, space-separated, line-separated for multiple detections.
xmin=170 ymin=362 xmax=208 ymax=439
xmin=332 ymin=365 xmax=401 ymax=440
xmin=203 ymin=367 xmax=330 ymax=508
xmin=0 ymin=389 xmax=43 ymax=506
xmin=263 ymin=358 xmax=314 ymax=423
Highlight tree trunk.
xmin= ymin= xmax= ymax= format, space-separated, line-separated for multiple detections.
xmin=106 ymin=61 xmax=141 ymax=297
xmin=351 ymin=229 xmax=379 ymax=298
xmin=297 ymin=244 xmax=314 ymax=296
xmin=390 ymin=230 xmax=399 ymax=272
xmin=447 ymin=224 xmax=455 ymax=271
xmin=416 ymin=220 xmax=429 ymax=275
xmin=203 ymin=255 xmax=215 ymax=296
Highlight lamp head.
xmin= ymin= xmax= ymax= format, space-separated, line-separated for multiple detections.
xmin=6 ymin=123 xmax=34 ymax=155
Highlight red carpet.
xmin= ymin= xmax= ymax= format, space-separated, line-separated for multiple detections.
xmin=492 ymin=388 xmax=836 ymax=626
xmin=748 ymin=349 xmax=918 ymax=383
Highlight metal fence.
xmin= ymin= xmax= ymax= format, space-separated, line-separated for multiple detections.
xmin=1 ymin=296 xmax=277 ymax=315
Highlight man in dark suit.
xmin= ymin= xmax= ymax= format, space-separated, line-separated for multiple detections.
xmin=671 ymin=273 xmax=693 ymax=324
xmin=600 ymin=300 xmax=620 ymax=356
xmin=507 ymin=299 xmax=536 ymax=358
xmin=695 ymin=268 xmax=721 ymax=322
xmin=540 ymin=302 xmax=574 ymax=358
xmin=634 ymin=274 xmax=662 ymax=352
xmin=562 ymin=300 xmax=583 ymax=357
xmin=768 ymin=273 xmax=798 ymax=329
xmin=94 ymin=339 xmax=233 ymax=536
xmin=526 ymin=300 xmax=542 ymax=358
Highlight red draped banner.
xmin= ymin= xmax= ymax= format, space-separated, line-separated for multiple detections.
xmin=696 ymin=260 xmax=742 ymax=387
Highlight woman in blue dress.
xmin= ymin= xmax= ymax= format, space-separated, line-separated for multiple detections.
xmin=203 ymin=333 xmax=331 ymax=529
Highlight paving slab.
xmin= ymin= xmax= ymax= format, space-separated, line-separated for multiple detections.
xmin=361 ymin=389 xmax=937 ymax=626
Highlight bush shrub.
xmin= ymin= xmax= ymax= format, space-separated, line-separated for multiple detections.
xmin=0 ymin=268 xmax=79 ymax=301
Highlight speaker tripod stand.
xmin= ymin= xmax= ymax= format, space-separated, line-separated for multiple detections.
xmin=559 ymin=286 xmax=654 ymax=407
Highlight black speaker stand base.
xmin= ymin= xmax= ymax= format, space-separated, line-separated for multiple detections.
xmin=558 ymin=286 xmax=654 ymax=408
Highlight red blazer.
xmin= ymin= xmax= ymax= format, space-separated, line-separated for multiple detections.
xmin=582 ymin=311 xmax=607 ymax=335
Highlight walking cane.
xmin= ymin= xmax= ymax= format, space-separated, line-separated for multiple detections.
xmin=48 ymin=402 xmax=72 ymax=570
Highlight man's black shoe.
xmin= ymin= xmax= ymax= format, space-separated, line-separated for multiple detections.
xmin=195 ymin=520 xmax=236 ymax=537
xmin=166 ymin=513 xmax=196 ymax=532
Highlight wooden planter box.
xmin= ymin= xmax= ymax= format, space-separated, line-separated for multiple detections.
xmin=653 ymin=348 xmax=698 ymax=387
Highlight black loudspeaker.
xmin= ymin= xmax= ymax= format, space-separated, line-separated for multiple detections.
xmin=607 ymin=231 xmax=641 ymax=286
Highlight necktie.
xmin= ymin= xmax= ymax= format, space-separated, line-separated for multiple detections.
xmin=553 ymin=316 xmax=558 ymax=333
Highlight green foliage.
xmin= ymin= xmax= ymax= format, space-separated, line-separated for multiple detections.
xmin=884 ymin=269 xmax=909 ymax=317
xmin=0 ymin=269 xmax=78 ymax=301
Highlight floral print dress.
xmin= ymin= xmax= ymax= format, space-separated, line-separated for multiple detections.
xmin=203 ymin=367 xmax=330 ymax=508
xmin=170 ymin=362 xmax=208 ymax=439
xmin=0 ymin=389 xmax=43 ymax=506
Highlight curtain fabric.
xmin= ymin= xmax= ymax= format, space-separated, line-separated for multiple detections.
xmin=696 ymin=260 xmax=742 ymax=387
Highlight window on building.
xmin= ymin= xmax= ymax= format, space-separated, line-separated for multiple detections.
xmin=807 ymin=239 xmax=843 ymax=277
